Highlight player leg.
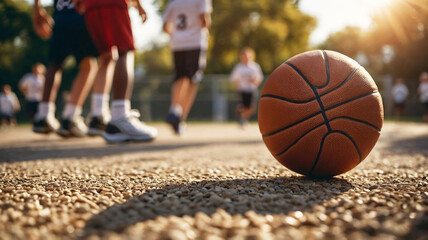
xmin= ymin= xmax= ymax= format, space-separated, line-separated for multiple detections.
xmin=84 ymin=6 xmax=157 ymax=143
xmin=57 ymin=25 xmax=100 ymax=138
xmin=88 ymin=52 xmax=114 ymax=136
xmin=57 ymin=56 xmax=98 ymax=137
xmin=181 ymin=81 xmax=199 ymax=122
xmin=33 ymin=62 xmax=62 ymax=134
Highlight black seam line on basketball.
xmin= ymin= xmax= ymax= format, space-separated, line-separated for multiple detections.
xmin=325 ymin=91 xmax=379 ymax=112
xmin=320 ymin=67 xmax=359 ymax=97
xmin=329 ymin=116 xmax=381 ymax=132
xmin=308 ymin=130 xmax=362 ymax=176
xmin=260 ymin=94 xmax=316 ymax=104
xmin=275 ymin=122 xmax=326 ymax=157
xmin=262 ymin=108 xmax=325 ymax=137
xmin=285 ymin=62 xmax=332 ymax=132
xmin=315 ymin=50 xmax=330 ymax=89
xmin=308 ymin=133 xmax=328 ymax=176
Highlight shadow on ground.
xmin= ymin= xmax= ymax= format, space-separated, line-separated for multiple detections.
xmin=0 ymin=139 xmax=262 ymax=163
xmin=383 ymin=134 xmax=428 ymax=156
xmin=79 ymin=176 xmax=352 ymax=237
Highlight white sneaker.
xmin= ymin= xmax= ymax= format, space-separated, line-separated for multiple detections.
xmin=103 ymin=110 xmax=157 ymax=143
xmin=57 ymin=116 xmax=88 ymax=138
xmin=33 ymin=115 xmax=60 ymax=134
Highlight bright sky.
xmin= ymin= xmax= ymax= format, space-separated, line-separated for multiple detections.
xmin=35 ymin=0 xmax=389 ymax=49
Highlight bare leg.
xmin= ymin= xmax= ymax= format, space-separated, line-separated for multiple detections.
xmin=112 ymin=51 xmax=134 ymax=100
xmin=93 ymin=53 xmax=116 ymax=96
xmin=67 ymin=57 xmax=98 ymax=106
xmin=181 ymin=82 xmax=199 ymax=121
xmin=241 ymin=106 xmax=255 ymax=120
xmin=43 ymin=63 xmax=63 ymax=103
xmin=171 ymin=77 xmax=190 ymax=108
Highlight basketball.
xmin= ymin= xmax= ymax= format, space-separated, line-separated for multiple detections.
xmin=258 ymin=50 xmax=384 ymax=177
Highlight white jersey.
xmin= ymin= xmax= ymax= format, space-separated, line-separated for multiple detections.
xmin=0 ymin=92 xmax=20 ymax=115
xmin=392 ymin=83 xmax=408 ymax=103
xmin=163 ymin=0 xmax=212 ymax=51
xmin=19 ymin=73 xmax=44 ymax=101
xmin=419 ymin=82 xmax=428 ymax=103
xmin=230 ymin=62 xmax=263 ymax=93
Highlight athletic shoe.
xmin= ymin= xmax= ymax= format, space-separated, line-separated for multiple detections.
xmin=166 ymin=112 xmax=181 ymax=135
xmin=103 ymin=110 xmax=157 ymax=143
xmin=33 ymin=115 xmax=60 ymax=134
xmin=87 ymin=116 xmax=109 ymax=136
xmin=56 ymin=116 xmax=88 ymax=138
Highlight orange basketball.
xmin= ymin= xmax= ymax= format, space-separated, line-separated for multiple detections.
xmin=258 ymin=50 xmax=383 ymax=177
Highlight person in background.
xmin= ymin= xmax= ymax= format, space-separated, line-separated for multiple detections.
xmin=391 ymin=77 xmax=409 ymax=120
xmin=0 ymin=85 xmax=21 ymax=128
xmin=230 ymin=47 xmax=263 ymax=127
xmin=19 ymin=62 xmax=46 ymax=122
xmin=74 ymin=0 xmax=158 ymax=143
xmin=163 ymin=0 xmax=212 ymax=135
xmin=418 ymin=72 xmax=428 ymax=122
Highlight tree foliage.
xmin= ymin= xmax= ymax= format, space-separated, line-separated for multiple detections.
xmin=0 ymin=0 xmax=49 ymax=86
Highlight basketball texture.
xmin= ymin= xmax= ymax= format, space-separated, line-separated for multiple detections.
xmin=258 ymin=50 xmax=383 ymax=177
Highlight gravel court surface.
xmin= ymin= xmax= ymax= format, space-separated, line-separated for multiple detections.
xmin=0 ymin=122 xmax=427 ymax=240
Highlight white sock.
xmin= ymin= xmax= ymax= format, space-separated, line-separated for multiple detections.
xmin=91 ymin=93 xmax=110 ymax=118
xmin=111 ymin=99 xmax=130 ymax=120
xmin=37 ymin=102 xmax=55 ymax=119
xmin=62 ymin=104 xmax=82 ymax=119
xmin=170 ymin=104 xmax=183 ymax=117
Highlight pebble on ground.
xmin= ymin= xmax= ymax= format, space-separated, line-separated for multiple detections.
xmin=0 ymin=123 xmax=427 ymax=240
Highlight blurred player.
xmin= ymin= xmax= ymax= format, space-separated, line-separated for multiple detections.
xmin=230 ymin=47 xmax=263 ymax=127
xmin=163 ymin=0 xmax=212 ymax=135
xmin=76 ymin=0 xmax=158 ymax=143
xmin=391 ymin=77 xmax=408 ymax=120
xmin=0 ymin=85 xmax=21 ymax=128
xmin=19 ymin=62 xmax=46 ymax=122
xmin=418 ymin=72 xmax=428 ymax=122
xmin=32 ymin=0 xmax=110 ymax=138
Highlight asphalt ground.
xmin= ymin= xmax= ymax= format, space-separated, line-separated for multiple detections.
xmin=0 ymin=122 xmax=427 ymax=240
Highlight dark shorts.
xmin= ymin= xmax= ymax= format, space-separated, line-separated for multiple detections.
xmin=26 ymin=101 xmax=39 ymax=119
xmin=0 ymin=112 xmax=14 ymax=123
xmin=173 ymin=49 xmax=207 ymax=83
xmin=85 ymin=6 xmax=135 ymax=54
xmin=394 ymin=102 xmax=405 ymax=111
xmin=424 ymin=102 xmax=428 ymax=114
xmin=240 ymin=92 xmax=255 ymax=108
xmin=48 ymin=25 xmax=98 ymax=65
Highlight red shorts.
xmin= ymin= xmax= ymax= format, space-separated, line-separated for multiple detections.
xmin=85 ymin=6 xmax=134 ymax=55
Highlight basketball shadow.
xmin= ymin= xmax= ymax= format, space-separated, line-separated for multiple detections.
xmin=79 ymin=176 xmax=352 ymax=237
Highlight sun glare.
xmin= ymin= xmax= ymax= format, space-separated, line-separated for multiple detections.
xmin=359 ymin=0 xmax=395 ymax=14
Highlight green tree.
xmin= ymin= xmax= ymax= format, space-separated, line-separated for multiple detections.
xmin=0 ymin=0 xmax=49 ymax=86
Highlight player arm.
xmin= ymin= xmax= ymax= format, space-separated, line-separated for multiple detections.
xmin=12 ymin=94 xmax=21 ymax=112
xmin=200 ymin=0 xmax=212 ymax=29
xmin=162 ymin=4 xmax=173 ymax=35
xmin=251 ymin=64 xmax=264 ymax=86
xmin=230 ymin=66 xmax=241 ymax=88
xmin=200 ymin=13 xmax=211 ymax=29
xmin=18 ymin=79 xmax=28 ymax=97
xmin=129 ymin=0 xmax=147 ymax=23
xmin=33 ymin=0 xmax=54 ymax=39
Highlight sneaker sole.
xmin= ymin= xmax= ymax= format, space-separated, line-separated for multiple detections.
xmin=88 ymin=128 xmax=105 ymax=137
xmin=33 ymin=127 xmax=54 ymax=134
xmin=103 ymin=133 xmax=155 ymax=144
xmin=56 ymin=129 xmax=72 ymax=138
